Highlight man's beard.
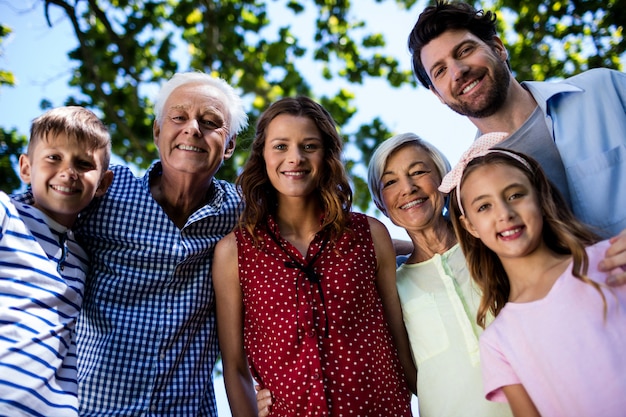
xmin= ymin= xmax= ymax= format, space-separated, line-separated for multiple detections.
xmin=446 ymin=60 xmax=511 ymax=119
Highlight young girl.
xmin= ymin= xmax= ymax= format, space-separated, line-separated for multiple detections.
xmin=213 ymin=96 xmax=414 ymax=416
xmin=439 ymin=140 xmax=626 ymax=417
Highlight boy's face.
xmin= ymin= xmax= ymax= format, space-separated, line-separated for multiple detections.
xmin=19 ymin=133 xmax=112 ymax=227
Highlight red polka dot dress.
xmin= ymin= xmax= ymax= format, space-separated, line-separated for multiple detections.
xmin=235 ymin=212 xmax=412 ymax=416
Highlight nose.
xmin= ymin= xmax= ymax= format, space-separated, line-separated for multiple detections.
xmin=450 ymin=60 xmax=469 ymax=81
xmin=61 ymin=163 xmax=78 ymax=180
xmin=495 ymin=200 xmax=516 ymax=221
xmin=184 ymin=118 xmax=201 ymax=136
xmin=399 ymin=176 xmax=417 ymax=195
xmin=287 ymin=147 xmax=305 ymax=164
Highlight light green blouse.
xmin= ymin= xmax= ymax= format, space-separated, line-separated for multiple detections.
xmin=396 ymin=244 xmax=512 ymax=417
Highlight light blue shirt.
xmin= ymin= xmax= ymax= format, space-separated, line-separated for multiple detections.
xmin=522 ymin=68 xmax=626 ymax=237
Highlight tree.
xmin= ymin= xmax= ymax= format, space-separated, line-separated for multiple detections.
xmin=0 ymin=23 xmax=27 ymax=194
xmin=35 ymin=0 xmax=421 ymax=210
xmin=1 ymin=0 xmax=624 ymax=206
xmin=492 ymin=0 xmax=625 ymax=81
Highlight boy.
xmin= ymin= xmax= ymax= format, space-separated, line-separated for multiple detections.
xmin=1 ymin=106 xmax=112 ymax=416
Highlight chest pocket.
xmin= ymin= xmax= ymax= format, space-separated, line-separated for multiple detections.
xmin=567 ymin=144 xmax=626 ymax=236
xmin=402 ymin=293 xmax=449 ymax=365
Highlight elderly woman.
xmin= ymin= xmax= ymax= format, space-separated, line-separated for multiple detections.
xmin=367 ymin=133 xmax=512 ymax=417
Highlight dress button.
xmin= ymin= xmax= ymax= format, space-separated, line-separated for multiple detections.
xmin=312 ymin=373 xmax=320 ymax=380
xmin=307 ymin=330 xmax=316 ymax=338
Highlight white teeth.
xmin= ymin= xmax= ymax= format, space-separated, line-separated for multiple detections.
xmin=283 ymin=171 xmax=306 ymax=177
xmin=462 ymin=80 xmax=479 ymax=94
xmin=401 ymin=198 xmax=425 ymax=209
xmin=177 ymin=144 xmax=203 ymax=152
xmin=500 ymin=228 xmax=520 ymax=237
xmin=51 ymin=185 xmax=75 ymax=193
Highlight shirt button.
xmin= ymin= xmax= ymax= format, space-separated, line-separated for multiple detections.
xmin=160 ymin=353 xmax=165 ymax=360
xmin=312 ymin=373 xmax=320 ymax=380
xmin=150 ymin=404 xmax=157 ymax=411
xmin=307 ymin=330 xmax=316 ymax=338
xmin=166 ymin=308 xmax=172 ymax=314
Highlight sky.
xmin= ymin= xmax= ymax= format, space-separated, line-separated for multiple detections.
xmin=0 ymin=1 xmax=479 ymax=414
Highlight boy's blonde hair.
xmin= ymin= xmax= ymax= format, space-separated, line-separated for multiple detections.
xmin=29 ymin=106 xmax=111 ymax=171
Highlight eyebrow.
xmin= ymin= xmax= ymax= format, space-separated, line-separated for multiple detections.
xmin=428 ymin=39 xmax=479 ymax=76
xmin=468 ymin=182 xmax=526 ymax=205
xmin=382 ymin=160 xmax=428 ymax=178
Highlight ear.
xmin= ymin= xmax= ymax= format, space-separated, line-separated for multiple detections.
xmin=492 ymin=36 xmax=508 ymax=62
xmin=429 ymin=85 xmax=445 ymax=105
xmin=18 ymin=154 xmax=32 ymax=184
xmin=153 ymin=119 xmax=161 ymax=147
xmin=95 ymin=170 xmax=114 ymax=198
xmin=224 ymin=135 xmax=237 ymax=160
xmin=460 ymin=214 xmax=481 ymax=239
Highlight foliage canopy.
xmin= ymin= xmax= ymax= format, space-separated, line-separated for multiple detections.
xmin=1 ymin=0 xmax=624 ymax=210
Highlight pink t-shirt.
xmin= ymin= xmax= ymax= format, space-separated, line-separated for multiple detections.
xmin=480 ymin=240 xmax=626 ymax=417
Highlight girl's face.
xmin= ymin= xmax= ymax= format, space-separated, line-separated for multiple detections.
xmin=379 ymin=145 xmax=445 ymax=232
xmin=459 ymin=163 xmax=544 ymax=260
xmin=263 ymin=114 xmax=324 ymax=200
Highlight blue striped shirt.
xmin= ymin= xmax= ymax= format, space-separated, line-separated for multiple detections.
xmin=1 ymin=191 xmax=87 ymax=417
xmin=72 ymin=163 xmax=241 ymax=416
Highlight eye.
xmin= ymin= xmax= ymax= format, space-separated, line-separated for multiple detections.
xmin=201 ymin=119 xmax=219 ymax=128
xmin=382 ymin=178 xmax=397 ymax=188
xmin=303 ymin=143 xmax=321 ymax=152
xmin=458 ymin=45 xmax=474 ymax=57
xmin=410 ymin=169 xmax=429 ymax=177
xmin=508 ymin=192 xmax=525 ymax=201
xmin=77 ymin=159 xmax=96 ymax=171
xmin=45 ymin=154 xmax=61 ymax=162
xmin=476 ymin=203 xmax=490 ymax=212
xmin=432 ymin=66 xmax=446 ymax=79
xmin=273 ymin=143 xmax=287 ymax=151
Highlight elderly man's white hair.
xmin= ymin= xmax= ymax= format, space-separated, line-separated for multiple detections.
xmin=154 ymin=72 xmax=248 ymax=138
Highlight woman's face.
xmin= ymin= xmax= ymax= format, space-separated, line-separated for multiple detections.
xmin=380 ymin=144 xmax=446 ymax=233
xmin=263 ymin=114 xmax=324 ymax=200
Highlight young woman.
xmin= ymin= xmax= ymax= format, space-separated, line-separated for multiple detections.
xmin=213 ymin=96 xmax=414 ymax=416
xmin=440 ymin=139 xmax=626 ymax=417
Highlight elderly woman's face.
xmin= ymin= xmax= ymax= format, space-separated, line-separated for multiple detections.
xmin=380 ymin=145 xmax=446 ymax=232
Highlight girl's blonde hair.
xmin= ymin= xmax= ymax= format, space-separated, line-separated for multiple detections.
xmin=449 ymin=150 xmax=605 ymax=328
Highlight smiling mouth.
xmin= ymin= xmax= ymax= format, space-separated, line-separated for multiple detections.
xmin=499 ymin=227 xmax=522 ymax=237
xmin=461 ymin=79 xmax=480 ymax=95
xmin=400 ymin=198 xmax=426 ymax=209
xmin=177 ymin=144 xmax=205 ymax=153
xmin=282 ymin=171 xmax=308 ymax=178
xmin=51 ymin=184 xmax=79 ymax=193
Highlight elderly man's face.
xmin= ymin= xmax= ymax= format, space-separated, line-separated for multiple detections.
xmin=153 ymin=83 xmax=235 ymax=179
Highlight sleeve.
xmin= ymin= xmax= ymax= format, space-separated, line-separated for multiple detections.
xmin=479 ymin=331 xmax=520 ymax=403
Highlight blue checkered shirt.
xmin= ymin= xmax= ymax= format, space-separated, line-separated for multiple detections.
xmin=73 ymin=163 xmax=241 ymax=416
